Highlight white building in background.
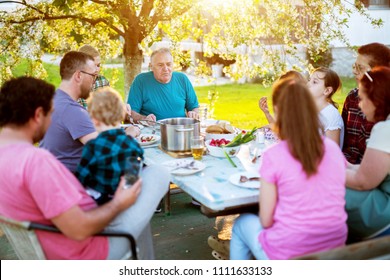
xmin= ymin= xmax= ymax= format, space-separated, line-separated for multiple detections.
xmin=331 ymin=0 xmax=390 ymax=76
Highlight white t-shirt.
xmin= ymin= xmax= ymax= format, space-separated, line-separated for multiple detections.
xmin=367 ymin=118 xmax=390 ymax=153
xmin=367 ymin=116 xmax=390 ymax=173
xmin=320 ymin=104 xmax=344 ymax=148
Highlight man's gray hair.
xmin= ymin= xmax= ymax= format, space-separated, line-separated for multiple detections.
xmin=150 ymin=48 xmax=172 ymax=63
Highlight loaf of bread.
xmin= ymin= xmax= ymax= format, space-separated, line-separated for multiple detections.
xmin=206 ymin=122 xmax=235 ymax=134
xmin=206 ymin=125 xmax=225 ymax=134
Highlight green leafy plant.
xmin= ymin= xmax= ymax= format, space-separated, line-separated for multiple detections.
xmin=224 ymin=127 xmax=257 ymax=147
xmin=223 ymin=148 xmax=237 ymax=168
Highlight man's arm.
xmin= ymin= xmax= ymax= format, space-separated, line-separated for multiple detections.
xmin=79 ymin=131 xmax=98 ymax=145
xmin=51 ymin=178 xmax=142 ymax=240
xmin=131 ymin=110 xmax=156 ymax=122
xmin=182 ymin=73 xmax=199 ymax=120
xmin=187 ymin=108 xmax=199 ymax=119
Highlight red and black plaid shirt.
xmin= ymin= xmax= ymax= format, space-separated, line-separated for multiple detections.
xmin=341 ymin=88 xmax=374 ymax=164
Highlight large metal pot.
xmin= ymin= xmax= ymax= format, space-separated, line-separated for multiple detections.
xmin=159 ymin=118 xmax=200 ymax=152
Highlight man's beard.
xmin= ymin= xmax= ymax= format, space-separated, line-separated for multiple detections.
xmin=32 ymin=125 xmax=46 ymax=143
xmin=80 ymin=83 xmax=93 ymax=100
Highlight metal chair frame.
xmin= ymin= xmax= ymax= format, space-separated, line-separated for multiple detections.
xmin=0 ymin=215 xmax=138 ymax=260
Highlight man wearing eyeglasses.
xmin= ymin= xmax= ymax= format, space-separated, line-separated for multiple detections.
xmin=127 ymin=47 xmax=199 ymax=122
xmin=342 ymin=42 xmax=390 ymax=164
xmin=40 ymin=51 xmax=99 ymax=173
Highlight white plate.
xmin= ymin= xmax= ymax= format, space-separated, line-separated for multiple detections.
xmin=162 ymin=159 xmax=206 ymax=176
xmin=229 ymin=171 xmax=261 ymax=189
xmin=137 ymin=134 xmax=160 ymax=146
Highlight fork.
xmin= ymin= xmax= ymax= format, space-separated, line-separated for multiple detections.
xmin=239 ymin=175 xmax=260 ymax=183
xmin=170 ymin=161 xmax=197 ymax=171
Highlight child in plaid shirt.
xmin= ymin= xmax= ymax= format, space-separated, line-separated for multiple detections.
xmin=75 ymin=87 xmax=144 ymax=205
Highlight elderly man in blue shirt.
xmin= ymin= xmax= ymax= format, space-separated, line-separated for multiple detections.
xmin=127 ymin=48 xmax=199 ymax=122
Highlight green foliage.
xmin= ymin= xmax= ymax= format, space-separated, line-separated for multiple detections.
xmin=0 ymin=0 xmax=383 ymax=88
xmin=0 ymin=0 xmax=194 ymax=88
xmin=167 ymin=0 xmax=383 ymax=82
xmin=225 ymin=127 xmax=258 ymax=147
xmin=306 ymin=48 xmax=333 ymax=69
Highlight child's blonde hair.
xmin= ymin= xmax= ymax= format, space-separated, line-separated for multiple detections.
xmin=78 ymin=44 xmax=100 ymax=58
xmin=88 ymin=87 xmax=125 ymax=126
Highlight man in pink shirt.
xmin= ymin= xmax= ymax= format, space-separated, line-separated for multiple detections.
xmin=0 ymin=76 xmax=167 ymax=259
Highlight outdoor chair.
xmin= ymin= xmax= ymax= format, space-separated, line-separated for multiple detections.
xmin=293 ymin=234 xmax=390 ymax=260
xmin=0 ymin=214 xmax=138 ymax=260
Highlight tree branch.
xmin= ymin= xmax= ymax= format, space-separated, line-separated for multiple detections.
xmin=139 ymin=0 xmax=154 ymax=19
xmin=0 ymin=0 xmax=46 ymax=16
xmin=6 ymin=14 xmax=125 ymax=37
xmin=88 ymin=0 xmax=110 ymax=4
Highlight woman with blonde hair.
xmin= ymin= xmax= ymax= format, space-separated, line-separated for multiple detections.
xmin=229 ymin=79 xmax=347 ymax=260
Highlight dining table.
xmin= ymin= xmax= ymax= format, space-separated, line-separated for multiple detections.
xmin=140 ymin=124 xmax=271 ymax=218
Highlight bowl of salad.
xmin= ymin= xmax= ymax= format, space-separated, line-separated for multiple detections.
xmin=205 ymin=138 xmax=241 ymax=158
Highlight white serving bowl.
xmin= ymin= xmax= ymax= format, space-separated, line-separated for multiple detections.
xmin=205 ymin=139 xmax=241 ymax=158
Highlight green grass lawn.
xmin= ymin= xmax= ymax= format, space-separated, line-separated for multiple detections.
xmin=12 ymin=60 xmax=356 ymax=129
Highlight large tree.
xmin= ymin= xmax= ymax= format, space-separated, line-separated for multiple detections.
xmin=0 ymin=0 xmax=383 ymax=91
xmin=0 ymin=0 xmax=194 ymax=94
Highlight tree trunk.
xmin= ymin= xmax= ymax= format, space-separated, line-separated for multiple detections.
xmin=123 ymin=37 xmax=144 ymax=102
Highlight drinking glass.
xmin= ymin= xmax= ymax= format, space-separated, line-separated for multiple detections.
xmin=191 ymin=136 xmax=204 ymax=160
xmin=123 ymin=156 xmax=143 ymax=189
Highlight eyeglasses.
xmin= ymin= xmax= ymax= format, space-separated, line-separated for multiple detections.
xmin=364 ymin=71 xmax=373 ymax=82
xmin=80 ymin=70 xmax=97 ymax=81
xmin=352 ymin=63 xmax=370 ymax=74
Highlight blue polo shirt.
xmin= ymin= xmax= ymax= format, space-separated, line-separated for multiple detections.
xmin=127 ymin=71 xmax=199 ymax=120
xmin=39 ymin=89 xmax=96 ymax=173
